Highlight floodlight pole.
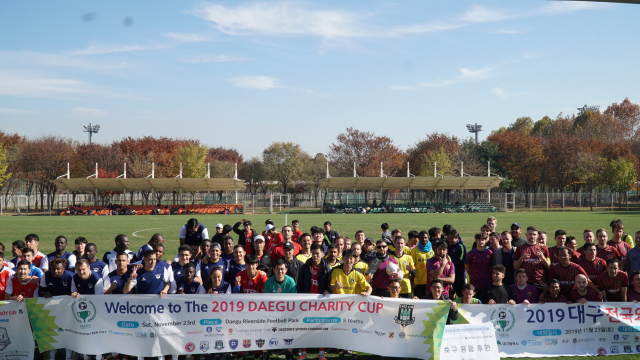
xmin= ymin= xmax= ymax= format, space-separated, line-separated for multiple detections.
xmin=83 ymin=123 xmax=100 ymax=145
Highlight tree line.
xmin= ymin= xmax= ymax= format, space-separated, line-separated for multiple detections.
xmin=1 ymin=98 xmax=639 ymax=209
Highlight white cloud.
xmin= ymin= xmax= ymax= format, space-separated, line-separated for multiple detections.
xmin=192 ymin=2 xmax=367 ymax=38
xmin=229 ymin=76 xmax=280 ymax=89
xmin=458 ymin=5 xmax=514 ymax=23
xmin=184 ymin=54 xmax=246 ymax=63
xmin=0 ymin=108 xmax=37 ymax=114
xmin=492 ymin=87 xmax=506 ymax=98
xmin=166 ymin=33 xmax=213 ymax=42
xmin=0 ymin=51 xmax=130 ymax=70
xmin=0 ymin=71 xmax=140 ymax=99
xmin=72 ymin=107 xmax=107 ymax=117
xmin=71 ymin=44 xmax=170 ymax=56
xmin=393 ymin=5 xmax=516 ymax=35
xmin=420 ymin=66 xmax=496 ymax=87
xmin=541 ymin=1 xmax=614 ymax=15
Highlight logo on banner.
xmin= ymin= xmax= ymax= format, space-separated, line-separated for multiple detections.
xmin=71 ymin=299 xmax=97 ymax=328
xmin=243 ymin=339 xmax=251 ymax=348
xmin=229 ymin=329 xmax=233 ymax=334
xmin=399 ymin=332 xmax=406 ymax=339
xmin=256 ymin=339 xmax=265 ymax=348
xmin=269 ymin=339 xmax=278 ymax=347
xmin=597 ymin=347 xmax=607 ymax=355
xmin=352 ymin=329 xmax=358 ymax=333
xmin=611 ymin=346 xmax=619 ymax=354
xmin=614 ymin=335 xmax=620 ymax=340
xmin=200 ymin=341 xmax=209 ymax=352
xmin=545 ymin=338 xmax=557 ymax=346
xmin=229 ymin=340 xmax=238 ymax=350
xmin=206 ymin=327 xmax=212 ymax=333
xmin=636 ymin=345 xmax=640 ymax=352
xmin=623 ymin=335 xmax=629 ymax=340
xmin=149 ymin=331 xmax=157 ymax=339
xmin=185 ymin=342 xmax=195 ymax=352
xmin=0 ymin=328 xmax=10 ymax=351
xmin=394 ymin=304 xmax=415 ymax=327
xmin=624 ymin=346 xmax=632 ymax=353
xmin=284 ymin=339 xmax=293 ymax=346
xmin=490 ymin=308 xmax=515 ymax=334
xmin=374 ymin=331 xmax=386 ymax=336
xmin=272 ymin=327 xmax=278 ymax=332
xmin=214 ymin=340 xmax=224 ymax=350
xmin=388 ymin=332 xmax=394 ymax=339
xmin=216 ymin=327 xmax=222 ymax=332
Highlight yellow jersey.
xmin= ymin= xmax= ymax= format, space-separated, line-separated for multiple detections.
xmin=330 ymin=267 xmax=369 ymax=295
xmin=388 ymin=245 xmax=412 ymax=254
xmin=352 ymin=261 xmax=370 ymax=294
xmin=390 ymin=253 xmax=415 ymax=294
xmin=296 ymin=252 xmax=312 ymax=263
xmin=410 ymin=248 xmax=434 ymax=285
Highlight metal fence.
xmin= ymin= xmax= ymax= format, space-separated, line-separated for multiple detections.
xmin=1 ymin=190 xmax=638 ymax=215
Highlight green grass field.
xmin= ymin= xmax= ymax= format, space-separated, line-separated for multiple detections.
xmin=5 ymin=211 xmax=640 ymax=255
xmin=7 ymin=212 xmax=640 ymax=360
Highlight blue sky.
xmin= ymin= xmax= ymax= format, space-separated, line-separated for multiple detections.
xmin=1 ymin=1 xmax=638 ymax=158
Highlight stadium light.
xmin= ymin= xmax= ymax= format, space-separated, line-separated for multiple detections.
xmin=83 ymin=123 xmax=100 ymax=145
xmin=466 ymin=123 xmax=483 ymax=144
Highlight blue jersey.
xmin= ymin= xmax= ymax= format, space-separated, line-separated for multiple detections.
xmin=39 ymin=270 xmax=74 ymax=296
xmin=136 ymin=244 xmax=154 ymax=263
xmin=199 ymin=257 xmax=226 ymax=283
xmin=208 ymin=280 xmax=232 ymax=294
xmin=134 ymin=266 xmax=171 ymax=294
xmin=103 ymin=249 xmax=136 ymax=273
xmin=175 ymin=278 xmax=205 ymax=294
xmin=225 ymin=260 xmax=246 ymax=284
xmin=71 ymin=271 xmax=104 ymax=295
xmin=221 ymin=253 xmax=235 ymax=267
xmin=46 ymin=251 xmax=76 ymax=269
xmin=107 ymin=269 xmax=133 ymax=294
xmin=89 ymin=260 xmax=109 ymax=282
xmin=29 ymin=265 xmax=44 ymax=278
xmin=180 ymin=223 xmax=208 ymax=246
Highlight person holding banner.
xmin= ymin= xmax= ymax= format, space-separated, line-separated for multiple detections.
xmin=0 ymin=252 xmax=14 ymax=299
xmin=509 ymin=269 xmax=538 ymax=304
xmin=176 ymin=263 xmax=205 ymax=294
xmin=206 ymin=266 xmax=232 ymax=294
xmin=5 ymin=260 xmax=38 ymax=300
xmin=628 ymin=270 xmax=640 ymax=302
xmin=480 ymin=265 xmax=511 ymax=304
xmin=40 ymin=258 xmax=73 ymax=297
xmin=71 ymin=259 xmax=105 ymax=297
xmin=425 ymin=279 xmax=458 ymax=325
xmin=234 ymin=254 xmax=268 ymax=294
xmin=455 ymin=284 xmax=481 ymax=304
xmin=567 ymin=274 xmax=602 ymax=304
xmin=539 ymin=279 xmax=566 ymax=303
xmin=597 ymin=258 xmax=628 ymax=302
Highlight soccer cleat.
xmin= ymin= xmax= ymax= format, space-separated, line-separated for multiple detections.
xmin=297 ymin=354 xmax=307 ymax=360
xmin=317 ymin=355 xmax=327 ymax=360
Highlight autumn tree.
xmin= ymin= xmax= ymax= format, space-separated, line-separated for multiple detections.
xmin=487 ymin=131 xmax=546 ymax=192
xmin=508 ymin=117 xmax=534 ymax=135
xmin=419 ymin=148 xmax=452 ymax=177
xmin=604 ymin=98 xmax=640 ymax=141
xmin=262 ymin=142 xmax=308 ymax=194
xmin=605 ymin=158 xmax=638 ymax=193
xmin=240 ymin=157 xmax=268 ymax=195
xmin=178 ymin=144 xmax=208 ymax=178
xmin=0 ymin=145 xmax=10 ymax=187
xmin=543 ymin=137 xmax=583 ymax=191
xmin=328 ymin=127 xmax=406 ymax=177
xmin=407 ymin=132 xmax=459 ymax=175
xmin=531 ymin=116 xmax=554 ymax=136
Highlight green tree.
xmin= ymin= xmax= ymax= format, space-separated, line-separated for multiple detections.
xmin=605 ymin=158 xmax=638 ymax=192
xmin=507 ymin=116 xmax=534 ymax=135
xmin=419 ymin=147 xmax=452 ymax=177
xmin=177 ymin=144 xmax=208 ymax=178
xmin=262 ymin=142 xmax=308 ymax=194
xmin=240 ymin=157 xmax=267 ymax=195
xmin=0 ymin=145 xmax=10 ymax=187
xmin=575 ymin=152 xmax=607 ymax=192
xmin=531 ymin=115 xmax=554 ymax=136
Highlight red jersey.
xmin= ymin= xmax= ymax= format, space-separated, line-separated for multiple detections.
xmin=627 ymin=288 xmax=640 ymax=302
xmin=7 ymin=277 xmax=39 ymax=298
xmin=271 ymin=242 xmax=302 ymax=262
xmin=567 ymin=287 xmax=601 ymax=303
xmin=292 ymin=229 xmax=303 ymax=243
xmin=514 ymin=243 xmax=550 ymax=283
xmin=548 ymin=246 xmax=580 ymax=267
xmin=32 ymin=251 xmax=47 ymax=269
xmin=549 ymin=262 xmax=588 ymax=296
xmin=243 ymin=230 xmax=256 ymax=255
xmin=596 ymin=245 xmax=621 ymax=262
xmin=266 ymin=233 xmax=285 ymax=256
xmin=597 ymin=271 xmax=628 ymax=302
xmin=543 ymin=293 xmax=567 ymax=303
xmin=607 ymin=240 xmax=631 ymax=260
xmin=576 ymin=257 xmax=607 ymax=281
xmin=310 ymin=265 xmax=321 ymax=294
xmin=0 ymin=267 xmax=15 ymax=299
xmin=236 ymin=270 xmax=268 ymax=294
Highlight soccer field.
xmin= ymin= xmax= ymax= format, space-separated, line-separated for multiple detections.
xmin=5 ymin=211 xmax=640 ymax=255
xmin=7 ymin=212 xmax=640 ymax=360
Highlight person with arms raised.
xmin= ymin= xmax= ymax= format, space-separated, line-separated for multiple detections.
xmin=233 ymin=219 xmax=256 ymax=254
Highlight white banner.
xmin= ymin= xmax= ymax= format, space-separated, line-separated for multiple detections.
xmin=454 ymin=302 xmax=640 ymax=357
xmin=440 ymin=323 xmax=500 ymax=360
xmin=26 ymin=295 xmax=450 ymax=359
xmin=0 ymin=300 xmax=35 ymax=359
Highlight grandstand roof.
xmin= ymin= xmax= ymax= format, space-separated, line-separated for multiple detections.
xmin=52 ymin=178 xmax=246 ymax=192
xmin=318 ymin=176 xmax=502 ymax=190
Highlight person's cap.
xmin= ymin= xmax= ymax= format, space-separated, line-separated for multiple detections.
xmin=266 ymin=224 xmax=274 ymax=231
xmin=511 ymin=223 xmax=521 ymax=229
xmin=254 ymin=235 xmax=265 ymax=243
xmin=216 ymin=223 xmax=223 ymax=228
xmin=283 ymin=242 xmax=294 ymax=250
xmin=243 ymin=220 xmax=252 ymax=226
xmin=211 ymin=243 xmax=221 ymax=249
xmin=364 ymin=237 xmax=374 ymax=244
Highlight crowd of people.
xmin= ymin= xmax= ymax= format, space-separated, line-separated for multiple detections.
xmin=1 ymin=216 xmax=639 ymax=360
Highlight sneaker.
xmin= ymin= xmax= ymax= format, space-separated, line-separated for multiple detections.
xmin=297 ymin=354 xmax=307 ymax=360
xmin=261 ymin=353 xmax=269 ymax=360
xmin=318 ymin=355 xmax=327 ymax=360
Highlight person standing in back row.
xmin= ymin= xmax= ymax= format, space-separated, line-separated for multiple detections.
xmin=179 ymin=218 xmax=209 ymax=247
xmin=324 ymin=221 xmax=340 ymax=245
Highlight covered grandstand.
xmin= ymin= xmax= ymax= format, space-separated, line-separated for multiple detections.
xmin=319 ymin=176 xmax=503 ymax=214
